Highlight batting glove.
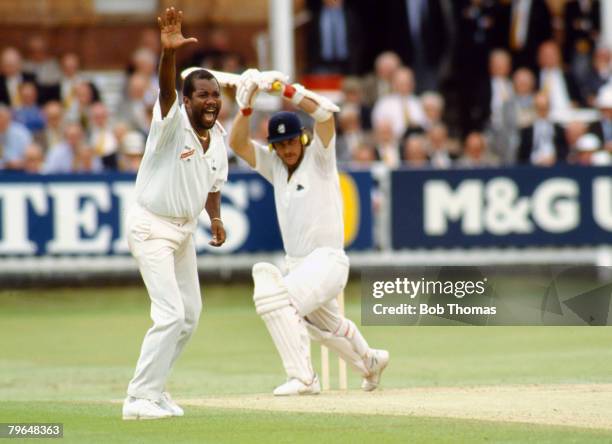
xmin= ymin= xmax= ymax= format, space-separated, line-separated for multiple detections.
xmin=236 ymin=68 xmax=260 ymax=116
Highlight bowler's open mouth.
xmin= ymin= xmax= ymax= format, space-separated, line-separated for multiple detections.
xmin=203 ymin=108 xmax=217 ymax=123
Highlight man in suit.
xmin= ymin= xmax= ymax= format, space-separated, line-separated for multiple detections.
xmin=563 ymin=0 xmax=600 ymax=85
xmin=385 ymin=0 xmax=452 ymax=93
xmin=466 ymin=49 xmax=513 ymax=134
xmin=536 ymin=41 xmax=584 ymax=114
xmin=518 ymin=92 xmax=568 ymax=165
xmin=494 ymin=0 xmax=552 ymax=71
xmin=361 ymin=51 xmax=401 ymax=107
xmin=454 ymin=0 xmax=499 ymax=131
xmin=0 ymin=47 xmax=37 ymax=107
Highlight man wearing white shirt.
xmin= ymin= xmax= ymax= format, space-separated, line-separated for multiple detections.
xmin=372 ymin=67 xmax=425 ymax=139
xmin=122 ymin=7 xmax=228 ymax=420
xmin=43 ymin=123 xmax=102 ymax=174
xmin=536 ymin=41 xmax=583 ymax=114
xmin=89 ymin=102 xmax=119 ymax=170
xmin=229 ymin=70 xmax=389 ymax=396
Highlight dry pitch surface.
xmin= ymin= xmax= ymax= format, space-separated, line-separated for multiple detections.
xmin=181 ymin=384 xmax=612 ymax=430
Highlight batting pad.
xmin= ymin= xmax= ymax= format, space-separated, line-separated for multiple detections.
xmin=253 ymin=263 xmax=314 ymax=383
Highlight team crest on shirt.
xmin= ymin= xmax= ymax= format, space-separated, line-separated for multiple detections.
xmin=278 ymin=124 xmax=285 ymax=134
xmin=180 ymin=147 xmax=196 ymax=160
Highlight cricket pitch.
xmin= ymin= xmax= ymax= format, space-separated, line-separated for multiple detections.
xmin=181 ymin=384 xmax=612 ymax=430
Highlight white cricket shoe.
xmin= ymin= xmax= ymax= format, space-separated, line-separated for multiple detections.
xmin=273 ymin=374 xmax=321 ymax=396
xmin=159 ymin=391 xmax=184 ymax=417
xmin=361 ymin=349 xmax=390 ymax=392
xmin=122 ymin=396 xmax=173 ymax=420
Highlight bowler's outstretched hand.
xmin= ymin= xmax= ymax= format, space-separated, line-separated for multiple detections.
xmin=158 ymin=7 xmax=198 ymax=50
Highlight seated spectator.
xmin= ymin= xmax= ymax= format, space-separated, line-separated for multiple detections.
xmin=400 ymin=90 xmax=447 ymax=150
xmin=420 ymin=91 xmax=445 ymax=130
xmin=0 ymin=104 xmax=31 ymax=170
xmin=372 ymin=67 xmax=425 ymax=140
xmin=486 ymin=50 xmax=518 ymax=163
xmin=116 ymin=74 xmax=152 ymax=135
xmin=12 ymin=82 xmax=45 ymax=134
xmin=119 ymin=131 xmax=145 ymax=173
xmin=23 ymin=35 xmax=61 ymax=91
xmin=512 ymin=68 xmax=537 ymax=129
xmin=457 ymin=131 xmax=498 ymax=168
xmin=517 ymin=92 xmax=568 ymax=166
xmin=37 ymin=101 xmax=64 ymax=151
xmin=74 ymin=145 xmax=103 ymax=174
xmin=466 ymin=49 xmax=513 ymax=134
xmin=581 ymin=46 xmax=610 ymax=106
xmin=89 ymin=102 xmax=119 ymax=171
xmin=589 ymin=85 xmax=612 ymax=152
xmin=0 ymin=47 xmax=36 ymax=107
xmin=22 ymin=142 xmax=44 ymax=173
xmin=129 ymin=48 xmax=159 ymax=107
xmin=337 ymin=104 xmax=365 ymax=162
xmin=341 ymin=76 xmax=371 ymax=130
xmin=402 ymin=134 xmax=430 ymax=169
xmin=350 ymin=142 xmax=376 ymax=166
xmin=565 ymin=120 xmax=589 ymax=153
xmin=373 ymin=119 xmax=401 ymax=168
xmin=43 ymin=123 xmax=102 ymax=174
xmin=425 ymin=123 xmax=453 ymax=169
xmin=113 ymin=121 xmax=130 ymax=149
xmin=66 ymin=81 xmax=99 ymax=131
xmin=536 ymin=40 xmax=583 ymax=115
xmin=44 ymin=53 xmax=86 ymax=109
xmin=361 ymin=51 xmax=401 ymax=106
xmin=571 ymin=133 xmax=611 ymax=166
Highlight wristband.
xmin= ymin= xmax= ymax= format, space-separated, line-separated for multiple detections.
xmin=283 ymin=83 xmax=304 ymax=106
xmin=211 ymin=217 xmax=223 ymax=224
xmin=240 ymin=107 xmax=253 ymax=117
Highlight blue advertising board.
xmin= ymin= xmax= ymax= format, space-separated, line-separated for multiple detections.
xmin=0 ymin=170 xmax=373 ymax=257
xmin=391 ymin=166 xmax=612 ymax=248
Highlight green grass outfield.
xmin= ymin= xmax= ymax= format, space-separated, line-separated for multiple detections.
xmin=1 ymin=282 xmax=611 ymax=443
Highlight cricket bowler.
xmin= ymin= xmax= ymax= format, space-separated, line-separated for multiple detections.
xmin=122 ymin=7 xmax=228 ymax=419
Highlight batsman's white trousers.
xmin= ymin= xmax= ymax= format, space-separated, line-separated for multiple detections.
xmin=126 ymin=203 xmax=202 ymax=400
xmin=284 ymin=247 xmax=349 ymax=320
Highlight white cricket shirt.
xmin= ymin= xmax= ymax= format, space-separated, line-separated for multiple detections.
xmin=134 ymin=93 xmax=228 ymax=219
xmin=254 ymin=133 xmax=344 ymax=258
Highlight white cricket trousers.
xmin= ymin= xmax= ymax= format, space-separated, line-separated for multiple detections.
xmin=284 ymin=247 xmax=350 ymax=328
xmin=126 ymin=203 xmax=202 ymax=400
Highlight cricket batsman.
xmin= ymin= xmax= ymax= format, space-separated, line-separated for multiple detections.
xmin=229 ymin=69 xmax=389 ymax=395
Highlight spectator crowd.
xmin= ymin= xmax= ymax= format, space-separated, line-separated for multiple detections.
xmin=1 ymin=0 xmax=612 ymax=174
